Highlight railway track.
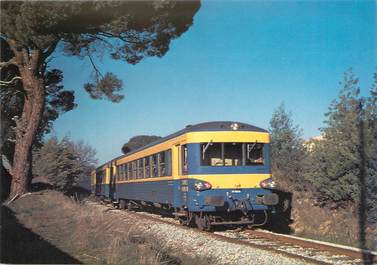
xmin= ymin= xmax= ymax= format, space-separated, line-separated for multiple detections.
xmin=90 ymin=199 xmax=376 ymax=264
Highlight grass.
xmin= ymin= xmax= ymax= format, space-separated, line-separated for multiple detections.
xmin=2 ymin=190 xmax=212 ymax=265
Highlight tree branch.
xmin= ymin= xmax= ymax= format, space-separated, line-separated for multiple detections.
xmin=43 ymin=40 xmax=59 ymax=61
xmin=30 ymin=49 xmax=41 ymax=73
xmin=0 ymin=76 xmax=22 ymax=86
xmin=0 ymin=57 xmax=18 ymax=69
xmin=97 ymin=31 xmax=140 ymax=44
xmin=87 ymin=52 xmax=103 ymax=79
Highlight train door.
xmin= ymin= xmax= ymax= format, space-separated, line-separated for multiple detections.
xmin=95 ymin=170 xmax=102 ymax=196
xmin=174 ymin=144 xmax=188 ymax=208
xmin=109 ymin=162 xmax=116 ymax=200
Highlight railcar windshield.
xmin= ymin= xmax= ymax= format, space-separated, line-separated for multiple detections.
xmin=201 ymin=142 xmax=264 ymax=166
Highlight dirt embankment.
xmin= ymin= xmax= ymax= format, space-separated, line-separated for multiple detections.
xmin=1 ymin=190 xmax=209 ymax=265
xmin=290 ymin=192 xmax=376 ymax=251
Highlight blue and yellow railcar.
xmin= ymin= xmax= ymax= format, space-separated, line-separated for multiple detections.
xmin=92 ymin=121 xmax=278 ymax=230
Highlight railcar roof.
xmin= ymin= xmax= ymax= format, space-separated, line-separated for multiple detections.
xmin=98 ymin=121 xmax=267 ymax=169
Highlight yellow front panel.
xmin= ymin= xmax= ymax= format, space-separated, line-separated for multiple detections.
xmin=186 ymin=131 xmax=270 ymax=143
xmin=187 ymin=174 xmax=271 ymax=189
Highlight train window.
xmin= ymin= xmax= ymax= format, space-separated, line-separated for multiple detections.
xmin=151 ymin=154 xmax=158 ymax=177
xmin=141 ymin=158 xmax=145 ymax=178
xmin=224 ymin=143 xmax=243 ymax=166
xmin=165 ymin=149 xmax=172 ymax=175
xmin=145 ymin=156 xmax=150 ymax=178
xmin=201 ymin=143 xmax=223 ymax=166
xmin=132 ymin=161 xmax=137 ymax=179
xmin=126 ymin=163 xmax=130 ymax=180
xmin=181 ymin=145 xmax=188 ymax=174
xmin=136 ymin=160 xmax=141 ymax=179
xmin=158 ymin=152 xmax=165 ymax=176
xmin=245 ymin=143 xmax=264 ymax=165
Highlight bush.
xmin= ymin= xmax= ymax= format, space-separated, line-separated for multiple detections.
xmin=33 ymin=136 xmax=97 ymax=191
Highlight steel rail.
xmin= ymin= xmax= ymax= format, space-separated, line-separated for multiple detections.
xmin=245 ymin=229 xmax=377 ymax=264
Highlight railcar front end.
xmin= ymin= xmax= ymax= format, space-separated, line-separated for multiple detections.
xmin=175 ymin=128 xmax=278 ymax=230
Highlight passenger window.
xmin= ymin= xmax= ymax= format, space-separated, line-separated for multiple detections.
xmin=126 ymin=163 xmax=130 ymax=180
xmin=224 ymin=143 xmax=243 ymax=166
xmin=136 ymin=160 xmax=141 ymax=179
xmin=245 ymin=143 xmax=264 ymax=165
xmin=201 ymin=143 xmax=223 ymax=166
xmin=132 ymin=161 xmax=136 ymax=179
xmin=165 ymin=150 xmax=172 ymax=176
xmin=152 ymin=154 xmax=158 ymax=177
xmin=159 ymin=152 xmax=165 ymax=176
xmin=145 ymin=157 xmax=150 ymax=178
xmin=181 ymin=145 xmax=188 ymax=175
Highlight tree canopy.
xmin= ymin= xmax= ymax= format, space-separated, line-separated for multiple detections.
xmin=1 ymin=1 xmax=200 ymax=99
xmin=122 ymin=135 xmax=162 ymax=154
xmin=0 ymin=0 xmax=201 ymax=199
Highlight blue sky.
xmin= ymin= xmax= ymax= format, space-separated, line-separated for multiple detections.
xmin=50 ymin=1 xmax=376 ymax=164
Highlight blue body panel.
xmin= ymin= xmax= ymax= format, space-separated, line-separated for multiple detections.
xmin=115 ymin=180 xmax=175 ymax=204
xmin=96 ymin=183 xmax=110 ymax=198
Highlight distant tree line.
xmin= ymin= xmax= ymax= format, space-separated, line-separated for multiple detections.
xmin=269 ymin=69 xmax=377 ymax=226
xmin=33 ymin=136 xmax=97 ymax=192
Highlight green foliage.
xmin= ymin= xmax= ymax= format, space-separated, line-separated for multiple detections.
xmin=33 ymin=137 xmax=97 ymax=191
xmin=122 ymin=135 xmax=162 ymax=154
xmin=304 ymin=70 xmax=377 ymax=213
xmin=1 ymin=1 xmax=200 ymax=101
xmin=269 ymin=103 xmax=306 ymax=189
xmin=0 ymin=39 xmax=76 ymax=160
xmin=366 ymin=73 xmax=377 ymax=225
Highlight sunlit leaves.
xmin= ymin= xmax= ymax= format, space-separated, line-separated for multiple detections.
xmin=84 ymin=72 xmax=124 ymax=103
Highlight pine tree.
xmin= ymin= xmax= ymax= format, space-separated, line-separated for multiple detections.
xmin=365 ymin=73 xmax=377 ymax=225
xmin=269 ymin=103 xmax=306 ymax=190
xmin=305 ymin=70 xmax=376 ymax=208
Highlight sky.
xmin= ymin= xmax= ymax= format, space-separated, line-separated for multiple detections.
xmin=50 ymin=1 xmax=377 ymax=165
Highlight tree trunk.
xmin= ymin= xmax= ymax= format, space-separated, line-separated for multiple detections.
xmin=8 ymin=50 xmax=44 ymax=199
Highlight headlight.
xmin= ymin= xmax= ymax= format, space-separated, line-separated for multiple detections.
xmin=259 ymin=178 xmax=276 ymax=189
xmin=230 ymin=123 xmax=239 ymax=130
xmin=194 ymin=181 xmax=212 ymax=191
